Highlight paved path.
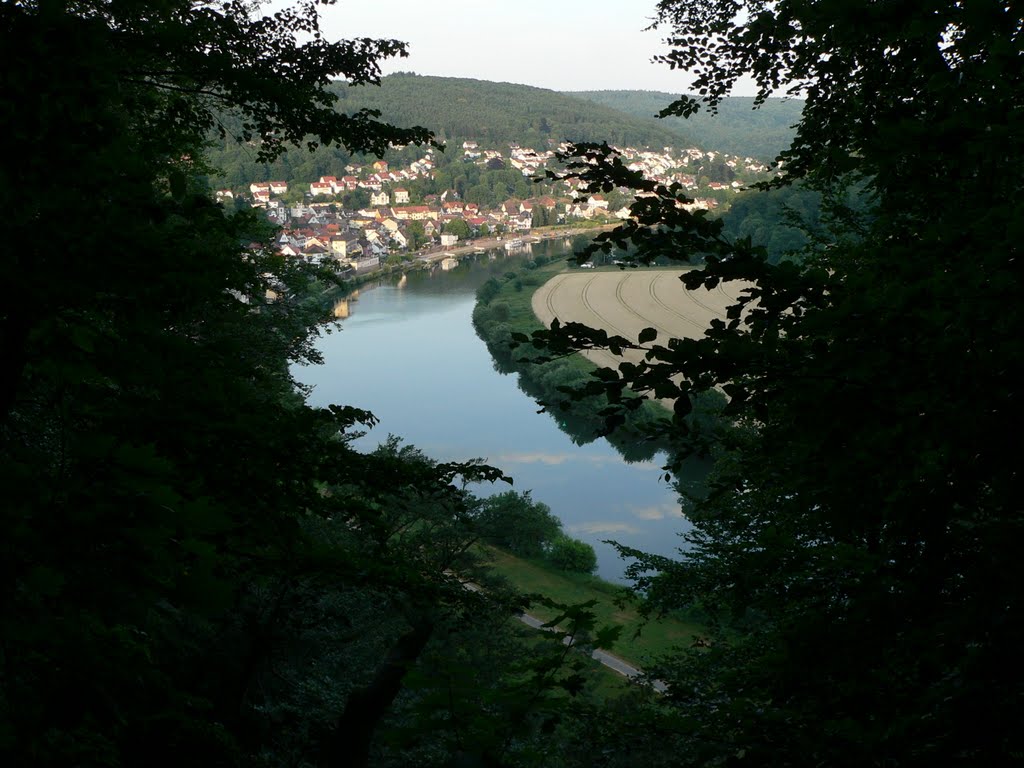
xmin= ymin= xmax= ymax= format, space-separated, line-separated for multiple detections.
xmin=462 ymin=582 xmax=666 ymax=692
xmin=518 ymin=609 xmax=668 ymax=693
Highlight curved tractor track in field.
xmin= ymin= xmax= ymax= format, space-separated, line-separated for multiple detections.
xmin=532 ymin=269 xmax=751 ymax=407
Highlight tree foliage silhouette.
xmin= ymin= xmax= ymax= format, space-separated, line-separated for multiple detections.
xmin=527 ymin=0 xmax=1024 ymax=764
xmin=0 ymin=3 xmax=574 ymax=766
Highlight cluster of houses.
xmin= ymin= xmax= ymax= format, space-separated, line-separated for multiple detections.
xmin=214 ymin=154 xmax=438 ymax=205
xmin=215 ymin=181 xmax=289 ymax=205
xmin=507 ymin=144 xmax=557 ymax=175
xmin=217 ymin=140 xmax=773 ymax=274
xmin=615 ymin=145 xmax=769 ymax=195
xmin=264 ymin=193 xmax=571 ymax=274
xmin=308 ymin=157 xmax=435 ymax=197
xmin=460 ymin=140 xmax=558 ymax=177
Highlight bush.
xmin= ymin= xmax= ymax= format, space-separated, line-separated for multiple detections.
xmin=476 ymin=491 xmax=562 ymax=558
xmin=519 ymin=273 xmax=542 ymax=287
xmin=488 ymin=301 xmax=511 ymax=322
xmin=476 ymin=277 xmax=501 ymax=305
xmin=546 ymin=536 xmax=597 ymax=574
xmin=538 ymin=359 xmax=589 ymax=392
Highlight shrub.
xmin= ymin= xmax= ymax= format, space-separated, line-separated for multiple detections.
xmin=476 ymin=491 xmax=562 ymax=558
xmin=488 ymin=301 xmax=510 ymax=322
xmin=476 ymin=277 xmax=501 ymax=305
xmin=546 ymin=536 xmax=597 ymax=574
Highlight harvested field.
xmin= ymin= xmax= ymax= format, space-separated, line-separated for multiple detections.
xmin=532 ymin=268 xmax=748 ymax=374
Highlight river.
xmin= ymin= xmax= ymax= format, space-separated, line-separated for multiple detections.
xmin=294 ymin=241 xmax=693 ymax=582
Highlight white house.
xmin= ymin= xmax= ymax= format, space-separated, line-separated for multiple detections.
xmin=330 ymin=236 xmax=363 ymax=260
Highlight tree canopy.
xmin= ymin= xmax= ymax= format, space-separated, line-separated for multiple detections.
xmin=475 ymin=491 xmax=564 ymax=559
xmin=1 ymin=2 xmax=592 ymax=766
xmin=567 ymin=90 xmax=802 ymax=160
xmin=527 ymin=0 xmax=1024 ymax=764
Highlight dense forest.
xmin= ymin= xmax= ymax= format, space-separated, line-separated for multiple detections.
xmin=332 ymin=74 xmax=690 ymax=149
xmin=566 ymin=90 xmax=803 ymax=160
xmin=4 ymin=0 xmax=1022 ymax=767
xmin=3 ymin=3 xmax=605 ymax=766
xmin=205 ymin=74 xmax=691 ymax=189
xmin=718 ymin=184 xmax=823 ymax=263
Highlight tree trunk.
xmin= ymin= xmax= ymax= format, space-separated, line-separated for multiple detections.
xmin=322 ymin=616 xmax=434 ymax=768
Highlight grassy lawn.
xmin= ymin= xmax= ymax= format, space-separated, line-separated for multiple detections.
xmin=498 ymin=259 xmax=569 ymax=330
xmin=482 ymin=546 xmax=705 ymax=669
xmin=505 ymin=621 xmax=637 ymax=702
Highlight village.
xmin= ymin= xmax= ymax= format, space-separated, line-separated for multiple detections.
xmin=214 ymin=140 xmax=772 ymax=277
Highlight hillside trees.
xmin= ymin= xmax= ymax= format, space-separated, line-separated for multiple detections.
xmin=530 ymin=0 xmax=1024 ymax=764
xmin=567 ymin=90 xmax=802 ymax=160
xmin=476 ymin=491 xmax=563 ymax=558
xmin=443 ymin=218 xmax=472 ymax=240
xmin=719 ymin=183 xmax=827 ymax=263
xmin=204 ymin=74 xmax=699 ymax=191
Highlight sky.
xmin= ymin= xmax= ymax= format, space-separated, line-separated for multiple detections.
xmin=318 ymin=0 xmax=750 ymax=95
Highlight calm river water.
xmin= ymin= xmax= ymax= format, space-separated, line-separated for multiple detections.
xmin=294 ymin=241 xmax=692 ymax=581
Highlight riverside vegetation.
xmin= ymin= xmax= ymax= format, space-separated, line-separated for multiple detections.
xmin=472 ymin=248 xmax=728 ymax=465
xmin=473 ymin=257 xmax=668 ymax=460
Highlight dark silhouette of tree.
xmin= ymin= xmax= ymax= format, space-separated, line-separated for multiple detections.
xmin=0 ymin=3 xmax=552 ymax=766
xmin=527 ymin=1 xmax=1024 ymax=765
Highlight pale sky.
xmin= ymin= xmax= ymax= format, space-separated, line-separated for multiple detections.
xmin=319 ymin=1 xmax=751 ymax=95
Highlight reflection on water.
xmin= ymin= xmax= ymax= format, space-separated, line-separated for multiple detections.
xmin=332 ymin=288 xmax=360 ymax=319
xmin=511 ymin=368 xmax=660 ymax=462
xmin=298 ymin=240 xmax=693 ymax=582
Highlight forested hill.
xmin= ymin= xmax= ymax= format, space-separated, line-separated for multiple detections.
xmin=206 ymin=76 xmax=802 ymax=188
xmin=206 ymin=74 xmax=691 ymax=187
xmin=566 ymin=90 xmax=803 ymax=160
xmin=335 ymin=73 xmax=689 ymax=148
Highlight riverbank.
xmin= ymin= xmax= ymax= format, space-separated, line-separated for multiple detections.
xmin=483 ymin=545 xmax=704 ymax=668
xmin=473 ymin=257 xmax=731 ymax=463
xmin=472 ymin=258 xmax=672 ymax=461
xmin=310 ymin=222 xmax=615 ymax=304
xmin=415 ymin=222 xmax=618 ymax=263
